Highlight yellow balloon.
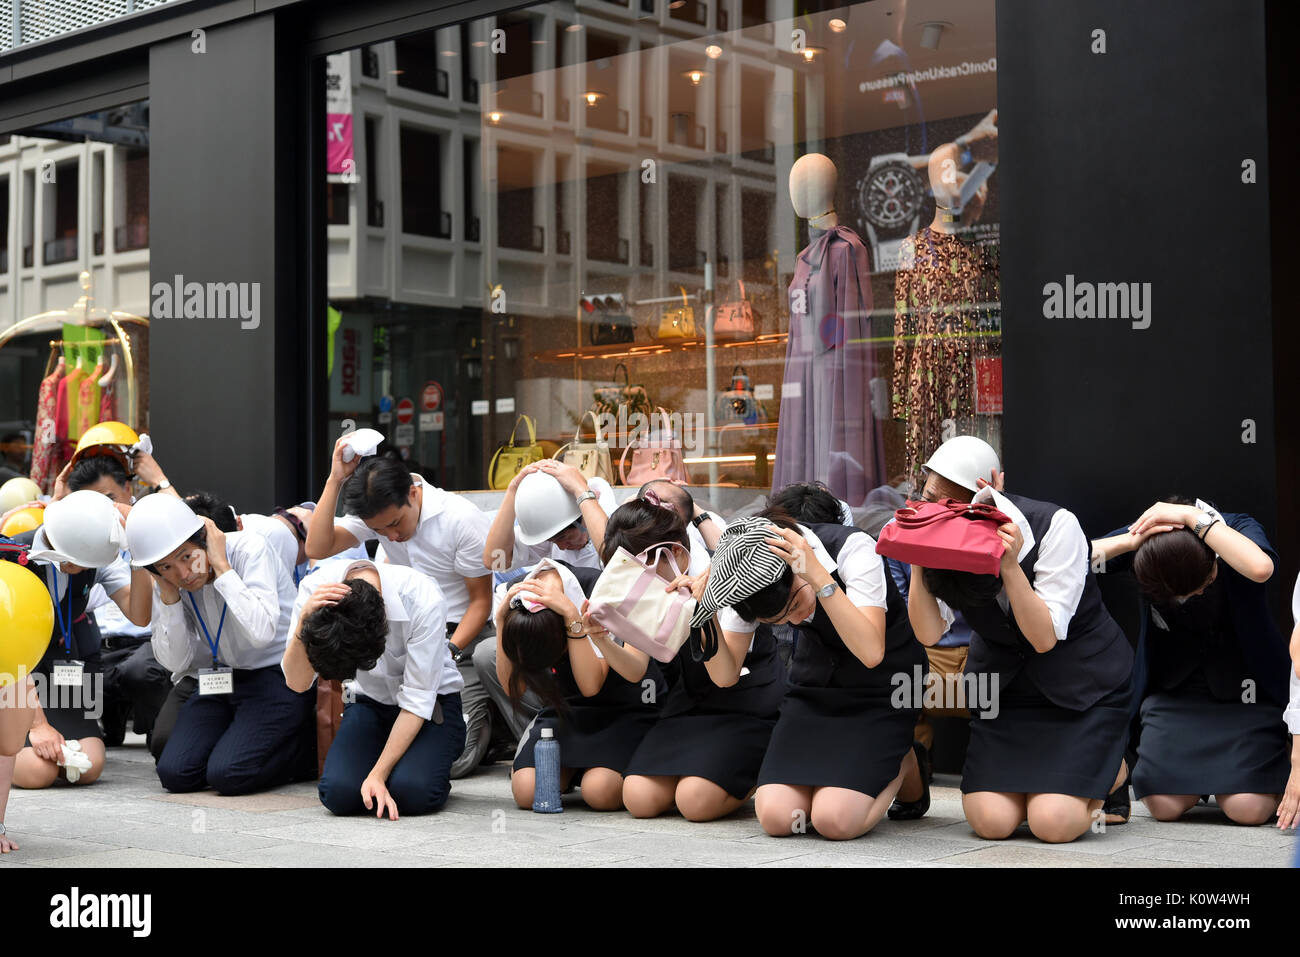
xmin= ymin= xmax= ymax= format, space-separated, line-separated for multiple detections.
xmin=0 ymin=506 xmax=44 ymax=538
xmin=0 ymin=561 xmax=55 ymax=686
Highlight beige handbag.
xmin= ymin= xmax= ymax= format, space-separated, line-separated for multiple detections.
xmin=555 ymin=411 xmax=614 ymax=483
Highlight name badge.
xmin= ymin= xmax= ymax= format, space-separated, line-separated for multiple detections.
xmin=199 ymin=667 xmax=234 ymax=696
xmin=52 ymin=660 xmax=84 ymax=687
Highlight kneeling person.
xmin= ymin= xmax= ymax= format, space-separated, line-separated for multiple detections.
xmin=284 ymin=559 xmax=465 ymax=818
xmin=126 ymin=495 xmax=316 ymax=795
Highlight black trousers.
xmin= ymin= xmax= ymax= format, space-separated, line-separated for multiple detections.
xmin=100 ymin=636 xmax=171 ymax=745
xmin=150 ymin=677 xmax=197 ymax=763
xmin=155 ymin=665 xmax=316 ymax=795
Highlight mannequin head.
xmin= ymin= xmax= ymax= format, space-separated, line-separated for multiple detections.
xmin=789 ymin=154 xmax=839 ymax=228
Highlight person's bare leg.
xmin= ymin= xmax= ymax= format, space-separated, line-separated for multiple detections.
xmin=510 ymin=766 xmax=575 ymax=809
xmin=0 ymin=754 xmax=17 ymax=853
xmin=1216 ymin=792 xmax=1279 ymax=826
xmin=809 ymin=762 xmax=908 ymax=840
xmin=12 ymin=747 xmax=59 ymax=789
xmin=1141 ymin=793 xmax=1199 ymax=822
xmin=578 ymin=767 xmax=625 ymax=811
xmin=674 ymin=776 xmax=746 ymax=822
xmin=1025 ymin=792 xmax=1095 ymax=844
xmin=895 ymin=745 xmax=923 ymax=802
xmin=623 ymin=774 xmax=678 ymax=819
xmin=963 ymin=791 xmax=1027 ymax=839
xmin=755 ymin=783 xmax=813 ymax=836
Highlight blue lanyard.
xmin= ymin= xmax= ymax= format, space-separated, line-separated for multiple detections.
xmin=187 ymin=593 xmax=228 ymax=667
xmin=46 ymin=566 xmax=74 ymax=655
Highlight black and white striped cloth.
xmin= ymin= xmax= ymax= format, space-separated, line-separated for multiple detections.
xmin=689 ymin=517 xmax=789 ymax=628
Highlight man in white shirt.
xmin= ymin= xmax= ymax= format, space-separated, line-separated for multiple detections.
xmin=305 ymin=443 xmax=494 ymax=779
xmin=126 ymin=494 xmax=315 ymax=795
xmin=283 ymin=557 xmax=466 ymax=818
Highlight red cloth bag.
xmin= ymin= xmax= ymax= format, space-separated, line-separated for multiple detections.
xmin=875 ymin=498 xmax=1012 ymax=575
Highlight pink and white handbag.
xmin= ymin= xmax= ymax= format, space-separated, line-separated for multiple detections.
xmin=586 ymin=541 xmax=696 ymax=663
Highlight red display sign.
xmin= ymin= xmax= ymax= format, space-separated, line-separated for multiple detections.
xmin=421 ymin=381 xmax=443 ymax=412
xmin=396 ymin=398 xmax=415 ymax=424
xmin=975 ymin=357 xmax=1003 ymax=415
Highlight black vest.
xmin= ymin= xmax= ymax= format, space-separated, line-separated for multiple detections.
xmin=553 ymin=561 xmax=667 ymax=706
xmin=14 ymin=530 xmax=103 ymax=670
xmin=960 ymin=494 xmax=1132 ymax=711
xmin=788 ymin=523 xmax=927 ymax=693
xmin=1146 ymin=574 xmax=1248 ymax=701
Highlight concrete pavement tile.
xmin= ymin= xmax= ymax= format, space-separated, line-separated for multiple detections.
xmin=33 ymin=849 xmax=244 ymax=868
xmin=88 ymin=823 xmax=289 ymax=859
xmin=0 ymin=836 xmax=126 ymax=863
xmin=215 ymin=842 xmax=464 ymax=868
xmin=250 ymin=818 xmax=463 ymax=852
xmin=1112 ymin=838 xmax=1292 ymax=867
xmin=148 ymin=788 xmax=321 ymax=812
xmin=935 ymin=844 xmax=1116 ymax=867
xmin=551 ymin=831 xmax=824 ymax=866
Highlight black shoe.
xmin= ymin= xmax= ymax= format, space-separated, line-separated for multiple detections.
xmin=888 ymin=741 xmax=932 ymax=821
xmin=1103 ymin=778 xmax=1131 ymax=824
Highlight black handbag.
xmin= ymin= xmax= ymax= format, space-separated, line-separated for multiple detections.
xmin=588 ymin=299 xmax=636 ymax=346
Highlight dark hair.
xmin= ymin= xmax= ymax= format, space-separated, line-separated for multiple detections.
xmin=342 ymin=457 xmax=413 ymax=519
xmin=601 ymin=498 xmax=689 ymax=565
xmin=68 ymin=455 xmax=130 ymax=493
xmin=638 ymin=479 xmax=692 ymax=512
xmin=730 ymin=507 xmax=800 ymax=623
xmin=921 ymin=567 xmax=1003 ymax=610
xmin=499 ymin=604 xmax=569 ymax=713
xmin=1133 ymin=530 xmax=1216 ymax=605
xmin=769 ymin=481 xmax=844 ymax=525
xmin=143 ymin=526 xmax=208 ymax=576
xmin=298 ymin=579 xmax=389 ymax=680
xmin=184 ymin=491 xmax=239 ymax=533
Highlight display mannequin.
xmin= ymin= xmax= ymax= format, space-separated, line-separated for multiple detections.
xmin=772 ymin=154 xmax=884 ymax=507
xmin=891 ymin=141 xmax=1001 ymax=490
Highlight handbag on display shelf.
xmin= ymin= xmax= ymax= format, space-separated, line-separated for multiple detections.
xmin=591 ymin=363 xmax=654 ymax=427
xmin=555 ymin=410 xmax=614 ymax=483
xmin=713 ymin=279 xmax=755 ymax=340
xmin=714 ymin=365 xmax=767 ymax=426
xmin=488 ymin=414 xmax=546 ymax=490
xmin=588 ymin=298 xmax=636 ymax=346
xmin=874 ymin=498 xmax=1012 ymax=576
xmin=619 ymin=408 xmax=691 ymax=486
xmin=587 ymin=542 xmax=697 ymax=663
xmin=656 ymin=286 xmax=697 ymax=339
xmin=315 ymin=679 xmax=346 ymax=778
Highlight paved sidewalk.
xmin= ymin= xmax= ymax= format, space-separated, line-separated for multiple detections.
xmin=0 ymin=736 xmax=1294 ymax=868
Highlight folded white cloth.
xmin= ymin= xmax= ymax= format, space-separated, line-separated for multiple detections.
xmin=340 ymin=428 xmax=385 ymax=463
xmin=59 ymin=740 xmax=93 ymax=783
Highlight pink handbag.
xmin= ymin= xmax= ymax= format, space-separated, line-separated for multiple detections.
xmin=586 ymin=542 xmax=696 ymax=663
xmin=713 ymin=279 xmax=755 ymax=340
xmin=874 ymin=498 xmax=1011 ymax=575
xmin=619 ymin=408 xmax=691 ymax=486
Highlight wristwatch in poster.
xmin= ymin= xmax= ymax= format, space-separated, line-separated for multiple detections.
xmin=854 ymin=152 xmax=927 ymax=272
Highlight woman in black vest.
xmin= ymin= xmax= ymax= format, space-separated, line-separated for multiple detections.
xmin=907 ymin=438 xmax=1134 ymax=843
xmin=1093 ymin=497 xmax=1289 ymax=825
xmin=497 ymin=502 xmax=669 ymax=812
xmin=694 ymin=509 xmax=926 ymax=840
xmin=621 ymin=501 xmax=784 ymax=822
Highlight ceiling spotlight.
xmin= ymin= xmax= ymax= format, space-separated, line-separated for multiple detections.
xmin=683 ymin=69 xmax=709 ymax=85
xmin=389 ymin=69 xmax=405 ymax=75
xmin=801 ymin=45 xmax=825 ymax=61
xmin=440 ymin=50 xmax=457 ymax=56
xmin=566 ymin=23 xmax=584 ymax=31
xmin=668 ymin=0 xmax=686 ymax=8
xmin=488 ymin=111 xmax=503 ymax=123
xmin=920 ymin=21 xmax=951 ymax=50
xmin=583 ymin=90 xmax=604 ymax=105
xmin=829 ymin=18 xmax=847 ymax=33
xmin=471 ymin=40 xmax=487 ymax=47
xmin=705 ymin=44 xmax=722 ymax=59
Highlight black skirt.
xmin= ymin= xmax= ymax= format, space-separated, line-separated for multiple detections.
xmin=1131 ymin=675 xmax=1290 ymax=799
xmin=28 ymin=653 xmax=104 ymax=743
xmin=961 ymin=670 xmax=1132 ymax=799
xmin=756 ymin=683 xmax=920 ymax=797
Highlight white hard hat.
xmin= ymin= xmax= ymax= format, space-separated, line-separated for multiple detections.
xmin=126 ymin=493 xmax=204 ymax=567
xmin=514 ymin=471 xmax=581 ymax=546
xmin=27 ymin=490 xmax=128 ymax=568
xmin=0 ymin=476 xmax=42 ymax=512
xmin=922 ymin=436 xmax=1001 ymax=493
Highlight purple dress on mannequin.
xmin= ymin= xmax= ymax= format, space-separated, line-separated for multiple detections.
xmin=772 ymin=224 xmax=884 ymax=507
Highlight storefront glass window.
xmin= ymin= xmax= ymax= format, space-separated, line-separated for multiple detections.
xmin=322 ymin=1 xmax=1000 ymax=517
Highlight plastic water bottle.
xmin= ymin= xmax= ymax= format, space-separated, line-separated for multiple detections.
xmin=532 ymin=727 xmax=563 ymax=814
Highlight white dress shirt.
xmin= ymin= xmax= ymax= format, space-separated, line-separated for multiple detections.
xmin=506 ymin=477 xmax=618 ymax=571
xmin=931 ymin=488 xmax=1088 ymax=643
xmin=240 ymin=513 xmax=300 ymax=580
xmin=288 ymin=558 xmax=463 ymax=719
xmin=1285 ymin=571 xmax=1300 ymax=735
xmin=719 ymin=524 xmax=887 ymax=635
xmin=686 ymin=510 xmax=725 ymax=575
xmin=150 ymin=530 xmax=295 ymax=679
xmin=336 ymin=474 xmax=491 ymax=622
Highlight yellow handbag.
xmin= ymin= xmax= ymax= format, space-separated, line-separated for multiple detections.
xmin=656 ymin=286 xmax=696 ymax=339
xmin=489 ymin=414 xmax=545 ymax=490
xmin=555 ymin=410 xmax=614 ymax=483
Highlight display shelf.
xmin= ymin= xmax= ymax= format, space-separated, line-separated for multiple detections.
xmin=531 ymin=329 xmax=786 ymax=362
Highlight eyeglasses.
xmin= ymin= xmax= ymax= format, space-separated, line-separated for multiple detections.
xmin=760 ymin=581 xmax=811 ymax=624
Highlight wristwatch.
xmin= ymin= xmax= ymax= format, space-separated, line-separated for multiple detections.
xmin=691 ymin=513 xmax=712 ymax=529
xmin=575 ymin=490 xmax=598 ymax=507
xmin=816 ymin=581 xmax=837 ymax=600
xmin=448 ymin=641 xmax=464 ymax=664
xmin=154 ymin=479 xmax=172 ymax=492
xmin=854 ymin=152 xmax=927 ymax=272
xmin=567 ymin=619 xmax=585 ymax=637
xmin=1192 ymin=512 xmax=1218 ymax=540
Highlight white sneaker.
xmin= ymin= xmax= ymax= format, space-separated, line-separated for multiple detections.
xmin=58 ymin=740 xmax=93 ymax=783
